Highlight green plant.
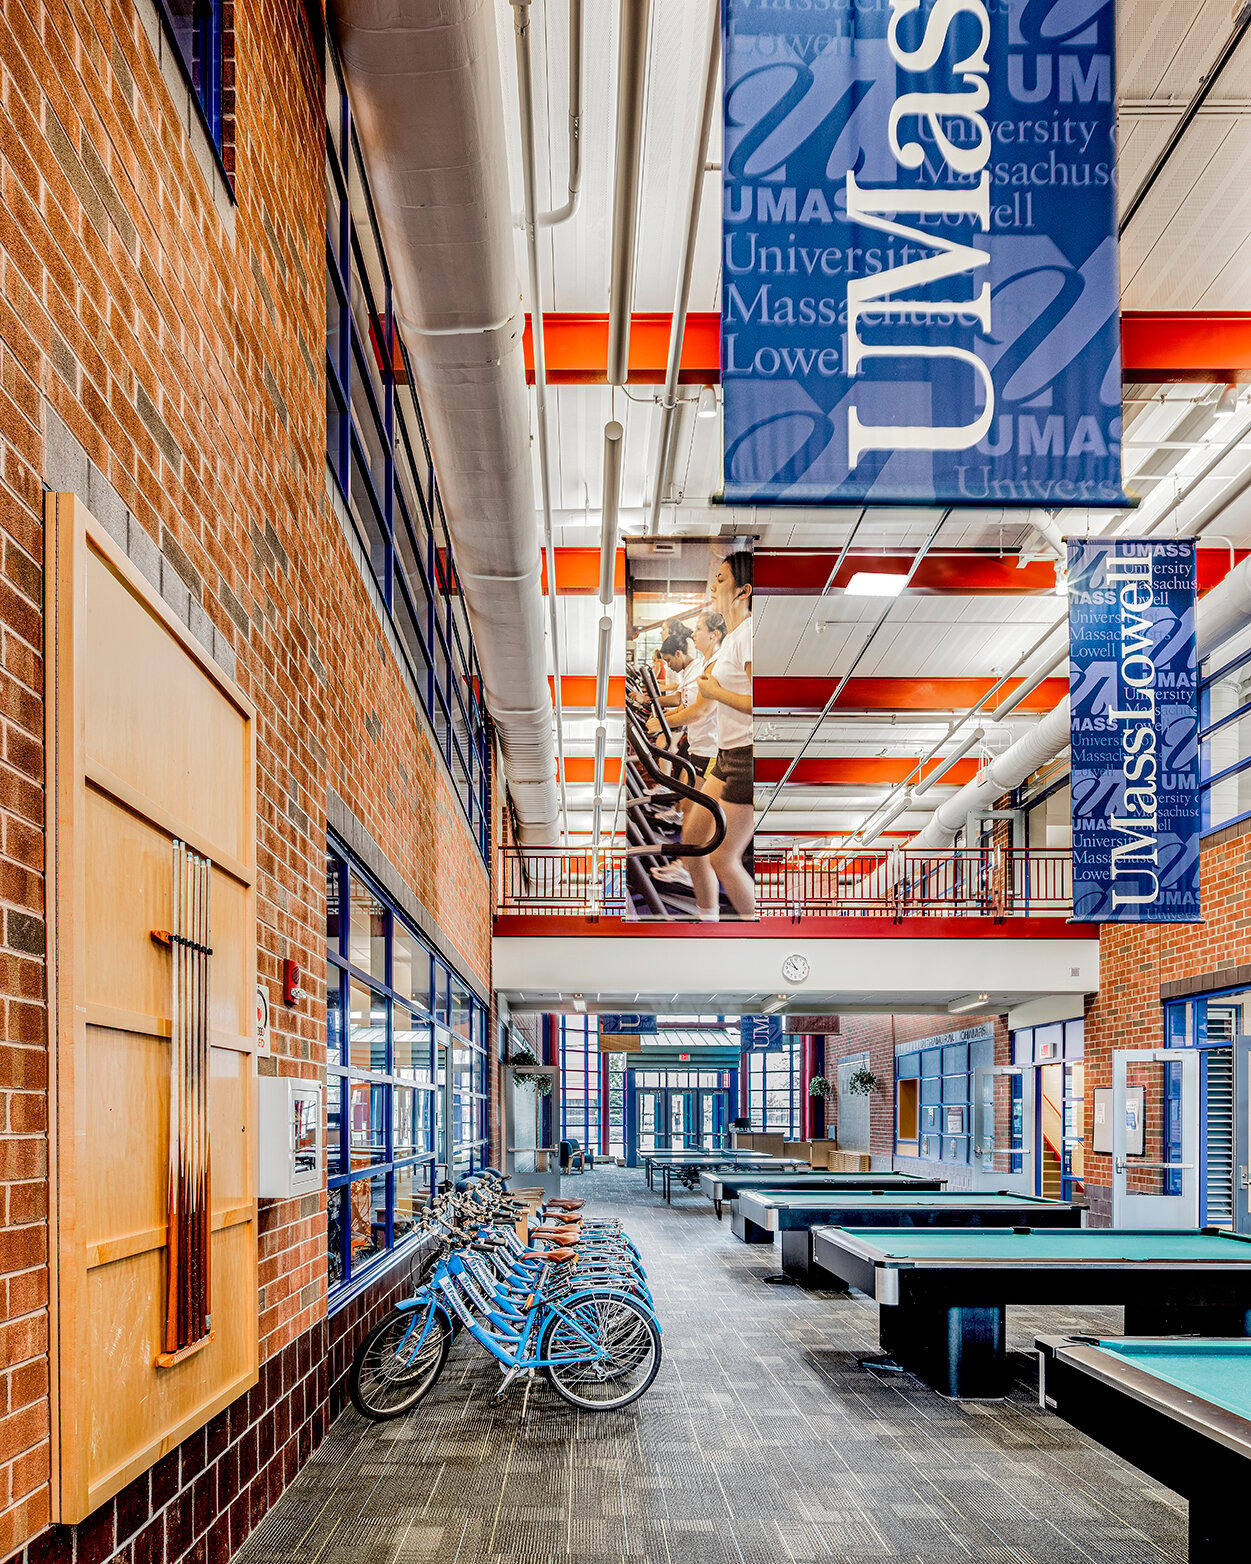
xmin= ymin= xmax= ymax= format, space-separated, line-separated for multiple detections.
xmin=807 ymin=1074 xmax=831 ymax=1099
xmin=845 ymin=1066 xmax=881 ymax=1096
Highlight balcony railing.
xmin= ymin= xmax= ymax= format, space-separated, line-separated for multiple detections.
xmin=497 ymin=847 xmax=1074 ymax=921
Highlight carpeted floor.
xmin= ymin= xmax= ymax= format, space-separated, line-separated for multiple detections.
xmin=236 ymin=1167 xmax=1186 ymax=1564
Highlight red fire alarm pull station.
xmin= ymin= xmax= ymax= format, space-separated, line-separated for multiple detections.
xmin=283 ymin=958 xmax=302 ymax=1005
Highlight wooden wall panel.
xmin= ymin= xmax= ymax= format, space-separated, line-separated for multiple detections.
xmin=47 ymin=494 xmax=258 ymax=1523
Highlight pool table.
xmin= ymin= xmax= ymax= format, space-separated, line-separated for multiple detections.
xmin=738 ymin=1191 xmax=1084 ymax=1283
xmin=809 ymin=1226 xmax=1251 ymax=1398
xmin=701 ymin=1171 xmax=944 ymax=1230
xmin=1037 ymin=1335 xmax=1251 ymax=1561
xmin=640 ymin=1151 xmax=807 ymax=1203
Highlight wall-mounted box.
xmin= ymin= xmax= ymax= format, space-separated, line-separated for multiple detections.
xmin=258 ymin=1077 xmax=322 ymax=1198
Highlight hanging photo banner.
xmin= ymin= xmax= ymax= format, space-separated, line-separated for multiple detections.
xmin=1068 ymin=539 xmax=1200 ymax=923
xmin=599 ymin=1014 xmax=658 ymax=1035
xmin=721 ymin=0 xmax=1125 ymax=506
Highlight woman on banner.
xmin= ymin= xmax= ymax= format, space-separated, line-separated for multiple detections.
xmin=688 ymin=552 xmax=755 ymax=920
xmin=648 ymin=610 xmax=726 ymax=856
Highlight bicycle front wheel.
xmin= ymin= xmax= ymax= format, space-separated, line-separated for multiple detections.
xmin=349 ymin=1304 xmax=451 ymax=1420
xmin=541 ymin=1293 xmax=661 ymax=1411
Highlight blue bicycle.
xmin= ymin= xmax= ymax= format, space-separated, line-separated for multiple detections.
xmin=349 ymin=1179 xmax=661 ymax=1418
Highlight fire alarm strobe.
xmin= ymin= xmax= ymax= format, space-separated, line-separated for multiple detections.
xmin=283 ymin=958 xmax=303 ymax=1005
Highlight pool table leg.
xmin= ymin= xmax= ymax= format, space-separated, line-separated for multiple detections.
xmin=779 ymin=1230 xmax=848 ymax=1290
xmin=714 ymin=1198 xmax=722 ymax=1220
xmin=879 ymin=1301 xmax=1008 ymax=1398
xmin=730 ymin=1208 xmax=773 ymax=1244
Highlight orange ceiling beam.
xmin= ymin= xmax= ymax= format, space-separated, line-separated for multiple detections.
xmin=553 ymin=675 xmax=1066 ymax=713
xmin=559 ymin=755 xmax=980 ymax=786
xmin=526 ymin=311 xmax=1251 ymax=385
xmin=753 ymin=676 xmax=1068 ymax=713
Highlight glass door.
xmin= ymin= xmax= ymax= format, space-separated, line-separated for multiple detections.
xmin=636 ymin=1088 xmax=665 ymax=1154
xmin=1112 ymin=1048 xmax=1199 ymax=1228
xmin=973 ymin=1064 xmax=1034 ymax=1195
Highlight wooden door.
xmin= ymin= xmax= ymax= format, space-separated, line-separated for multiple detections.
xmin=46 ymin=496 xmax=258 ymax=1521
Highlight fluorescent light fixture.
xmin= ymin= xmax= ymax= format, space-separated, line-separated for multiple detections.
xmin=845 ymin=571 xmax=909 ymax=597
xmin=697 ymin=385 xmax=719 ymax=419
xmin=1213 ymin=383 xmax=1239 ymax=421
xmin=948 ymin=993 xmax=990 ymax=1014
xmin=761 ymin=993 xmax=788 ymax=1014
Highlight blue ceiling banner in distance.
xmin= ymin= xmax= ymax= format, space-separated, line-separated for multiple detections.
xmin=1068 ymin=539 xmax=1200 ymax=923
xmin=741 ymin=1015 xmax=785 ymax=1052
xmin=599 ymin=1014 xmax=658 ymax=1035
xmin=721 ymin=0 xmax=1125 ymax=507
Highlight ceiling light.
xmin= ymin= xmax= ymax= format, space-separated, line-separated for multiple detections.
xmin=948 ymin=993 xmax=991 ymax=1014
xmin=697 ymin=385 xmax=719 ymax=419
xmin=761 ymin=993 xmax=788 ymax=1014
xmin=1213 ymin=383 xmax=1240 ymax=421
xmin=845 ymin=571 xmax=909 ymax=597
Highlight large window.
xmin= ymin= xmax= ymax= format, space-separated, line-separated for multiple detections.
xmin=326 ymin=839 xmax=489 ymax=1304
xmin=155 ymin=0 xmax=225 ymax=155
xmin=746 ymin=1040 xmax=803 ymax=1136
xmin=559 ymin=1016 xmax=601 ymax=1153
xmin=1200 ymin=628 xmax=1251 ymax=836
xmin=325 ymin=41 xmax=490 ymax=860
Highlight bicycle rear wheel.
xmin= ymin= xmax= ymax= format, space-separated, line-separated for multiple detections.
xmin=541 ymin=1293 xmax=661 ymax=1411
xmin=349 ymin=1304 xmax=451 ymax=1419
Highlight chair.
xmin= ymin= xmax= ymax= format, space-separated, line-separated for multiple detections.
xmin=560 ymin=1138 xmax=594 ymax=1173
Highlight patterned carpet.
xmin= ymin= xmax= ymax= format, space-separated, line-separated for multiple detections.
xmin=236 ymin=1167 xmax=1186 ymax=1564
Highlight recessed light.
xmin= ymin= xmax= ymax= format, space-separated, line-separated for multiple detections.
xmin=845 ymin=571 xmax=909 ymax=597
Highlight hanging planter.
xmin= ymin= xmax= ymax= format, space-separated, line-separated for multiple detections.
xmin=807 ymin=1074 xmax=832 ymax=1099
xmin=846 ymin=1066 xmax=882 ymax=1097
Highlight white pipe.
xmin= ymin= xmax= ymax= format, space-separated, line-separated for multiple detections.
xmin=513 ymin=0 xmax=570 ymax=841
xmin=912 ymin=727 xmax=985 ymax=797
xmin=595 ymin=615 xmax=613 ymax=722
xmin=647 ymin=0 xmax=720 ymax=533
xmin=600 ymin=422 xmax=624 ymax=604
xmin=593 ymin=724 xmax=607 ymax=794
xmin=607 ymin=0 xmax=652 ymax=386
xmin=539 ymin=0 xmax=582 ymax=226
xmin=335 ymin=0 xmax=558 ymax=841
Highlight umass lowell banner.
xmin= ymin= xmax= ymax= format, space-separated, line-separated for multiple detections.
xmin=722 ymin=0 xmax=1125 ymax=506
xmin=1068 ymin=540 xmax=1200 ymax=924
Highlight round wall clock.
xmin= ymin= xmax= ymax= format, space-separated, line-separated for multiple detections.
xmin=781 ymin=954 xmax=810 ymax=985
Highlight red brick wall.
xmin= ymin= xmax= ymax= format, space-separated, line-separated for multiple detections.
xmin=0 ymin=0 xmax=492 ymax=1557
xmin=1082 ymin=820 xmax=1251 ymax=1223
xmin=825 ymin=1015 xmax=1010 ymax=1163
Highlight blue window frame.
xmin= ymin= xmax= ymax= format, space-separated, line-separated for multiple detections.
xmin=1199 ymin=636 xmax=1251 ymax=837
xmin=155 ymin=0 xmax=225 ymax=155
xmin=895 ymin=1028 xmax=994 ymax=1165
xmin=326 ymin=837 xmax=489 ymax=1306
xmin=559 ymin=1016 xmax=602 ymax=1154
xmin=746 ymin=1039 xmax=803 ymax=1137
xmin=325 ymin=40 xmax=490 ymax=861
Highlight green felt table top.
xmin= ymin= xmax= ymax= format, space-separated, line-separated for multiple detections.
xmin=1090 ymin=1339 xmax=1251 ymax=1421
xmin=750 ymin=1191 xmax=1063 ymax=1210
xmin=716 ymin=1173 xmax=934 ymax=1188
xmin=825 ymin=1228 xmax=1251 ymax=1263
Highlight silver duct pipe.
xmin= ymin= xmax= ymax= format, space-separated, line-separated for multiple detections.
xmin=607 ymin=0 xmax=652 ymax=385
xmin=647 ymin=0 xmax=720 ymax=533
xmin=334 ymin=0 xmax=558 ymax=842
xmin=513 ymin=0 xmax=570 ymax=840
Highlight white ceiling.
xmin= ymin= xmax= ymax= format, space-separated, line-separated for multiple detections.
xmin=490 ymin=0 xmax=1251 ymax=841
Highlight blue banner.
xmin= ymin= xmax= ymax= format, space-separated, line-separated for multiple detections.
xmin=1068 ymin=539 xmax=1200 ymax=923
xmin=741 ymin=1015 xmax=785 ymax=1052
xmin=722 ymin=0 xmax=1125 ymax=507
xmin=599 ymin=1013 xmax=658 ymax=1035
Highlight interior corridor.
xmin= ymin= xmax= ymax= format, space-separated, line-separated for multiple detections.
xmin=236 ymin=1170 xmax=1183 ymax=1564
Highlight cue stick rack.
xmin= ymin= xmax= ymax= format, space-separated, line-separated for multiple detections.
xmin=152 ymin=839 xmax=215 ymax=1365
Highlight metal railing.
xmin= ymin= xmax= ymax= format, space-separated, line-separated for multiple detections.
xmin=497 ymin=847 xmax=1074 ymax=921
